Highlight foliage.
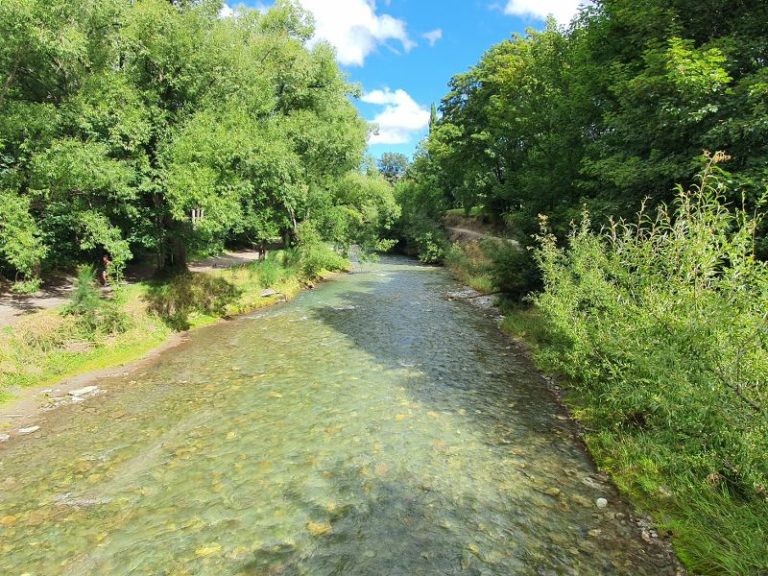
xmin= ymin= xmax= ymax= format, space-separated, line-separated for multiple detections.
xmin=0 ymin=190 xmax=47 ymax=280
xmin=398 ymin=0 xmax=768 ymax=276
xmin=485 ymin=241 xmax=542 ymax=302
xmin=285 ymin=222 xmax=349 ymax=279
xmin=0 ymin=0 xmax=390 ymax=281
xmin=62 ymin=265 xmax=130 ymax=337
xmin=377 ymin=152 xmax=409 ymax=184
xmin=9 ymin=278 xmax=43 ymax=295
xmin=444 ymin=242 xmax=495 ymax=294
xmin=145 ymin=272 xmax=243 ymax=331
xmin=533 ymin=161 xmax=768 ymax=574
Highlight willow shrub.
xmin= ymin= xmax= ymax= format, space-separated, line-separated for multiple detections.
xmin=534 ymin=155 xmax=768 ymax=501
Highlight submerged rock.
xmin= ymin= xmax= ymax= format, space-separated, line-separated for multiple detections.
xmin=596 ymin=498 xmax=608 ymax=509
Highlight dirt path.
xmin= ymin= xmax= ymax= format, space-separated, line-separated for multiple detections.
xmin=0 ymin=282 xmax=75 ymax=330
xmin=446 ymin=226 xmax=519 ymax=246
xmin=0 ymin=249 xmax=264 ymax=330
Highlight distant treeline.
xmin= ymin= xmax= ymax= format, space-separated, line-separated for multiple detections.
xmin=0 ymin=0 xmax=398 ymax=290
xmin=399 ymin=0 xmax=768 ymax=262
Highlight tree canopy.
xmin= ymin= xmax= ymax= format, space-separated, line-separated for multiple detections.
xmin=0 ymin=0 xmax=397 ymax=284
xmin=401 ymin=0 xmax=768 ymax=249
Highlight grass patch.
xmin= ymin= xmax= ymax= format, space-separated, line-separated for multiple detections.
xmin=444 ymin=241 xmax=496 ymax=294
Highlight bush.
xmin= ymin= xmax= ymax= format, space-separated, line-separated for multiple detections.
xmin=254 ymin=253 xmax=284 ymax=288
xmin=485 ymin=240 xmax=542 ymax=302
xmin=145 ymin=272 xmax=242 ymax=330
xmin=10 ymin=278 xmax=42 ymax=295
xmin=286 ymin=222 xmax=349 ymax=280
xmin=63 ymin=265 xmax=130 ymax=337
xmin=534 ymin=156 xmax=768 ymax=573
xmin=444 ymin=241 xmax=495 ymax=293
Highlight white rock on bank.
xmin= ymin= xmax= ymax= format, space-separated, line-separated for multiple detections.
xmin=0 ymin=433 xmax=10 ymax=442
xmin=18 ymin=426 xmax=40 ymax=435
xmin=68 ymin=386 xmax=99 ymax=397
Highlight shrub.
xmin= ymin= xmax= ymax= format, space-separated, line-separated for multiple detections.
xmin=144 ymin=272 xmax=242 ymax=330
xmin=254 ymin=253 xmax=284 ymax=288
xmin=534 ymin=155 xmax=768 ymax=512
xmin=414 ymin=229 xmax=447 ymax=263
xmin=10 ymin=277 xmax=43 ymax=295
xmin=485 ymin=240 xmax=542 ymax=302
xmin=62 ymin=265 xmax=130 ymax=338
xmin=444 ymin=241 xmax=495 ymax=293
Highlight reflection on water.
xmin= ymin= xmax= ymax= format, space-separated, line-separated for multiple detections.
xmin=0 ymin=258 xmax=676 ymax=575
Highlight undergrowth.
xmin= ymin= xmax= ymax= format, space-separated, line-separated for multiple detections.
xmin=509 ymin=155 xmax=768 ymax=575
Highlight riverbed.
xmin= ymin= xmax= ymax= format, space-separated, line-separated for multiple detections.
xmin=0 ymin=257 xmax=678 ymax=575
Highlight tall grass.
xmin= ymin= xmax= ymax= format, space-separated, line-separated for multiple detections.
xmin=532 ymin=155 xmax=768 ymax=574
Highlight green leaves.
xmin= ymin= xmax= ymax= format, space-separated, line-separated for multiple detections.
xmin=0 ymin=189 xmax=46 ymax=279
xmin=0 ymin=0 xmax=388 ymax=278
xmin=534 ymin=160 xmax=768 ymax=499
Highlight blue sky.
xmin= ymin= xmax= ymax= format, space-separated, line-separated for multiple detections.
xmin=222 ymin=1 xmax=584 ymax=160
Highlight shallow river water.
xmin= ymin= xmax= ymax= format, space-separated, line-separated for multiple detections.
xmin=0 ymin=258 xmax=678 ymax=575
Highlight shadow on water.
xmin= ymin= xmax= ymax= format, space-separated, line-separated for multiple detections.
xmin=309 ymin=281 xmax=563 ymax=437
xmin=238 ymin=472 xmax=500 ymax=575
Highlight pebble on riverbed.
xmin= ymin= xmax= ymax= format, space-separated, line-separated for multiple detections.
xmin=596 ymin=497 xmax=608 ymax=509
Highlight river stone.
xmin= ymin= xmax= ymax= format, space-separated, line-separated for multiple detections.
xmin=260 ymin=288 xmax=279 ymax=297
xmin=544 ymin=487 xmax=561 ymax=497
xmin=0 ymin=433 xmax=10 ymax=442
xmin=596 ymin=497 xmax=608 ymax=509
xmin=69 ymin=386 xmax=98 ymax=397
xmin=18 ymin=426 xmax=40 ymax=435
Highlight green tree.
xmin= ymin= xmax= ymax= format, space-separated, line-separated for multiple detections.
xmin=377 ymin=152 xmax=409 ymax=184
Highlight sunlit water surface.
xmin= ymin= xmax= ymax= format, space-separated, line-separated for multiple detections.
xmin=0 ymin=258 xmax=677 ymax=575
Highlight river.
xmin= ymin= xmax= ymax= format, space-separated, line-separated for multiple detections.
xmin=0 ymin=257 xmax=678 ymax=575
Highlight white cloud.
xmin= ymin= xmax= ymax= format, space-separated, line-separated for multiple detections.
xmin=219 ymin=2 xmax=268 ymax=18
xmin=503 ymin=0 xmax=585 ymax=25
xmin=362 ymin=88 xmax=430 ymax=145
xmin=219 ymin=2 xmax=236 ymax=18
xmin=422 ymin=28 xmax=443 ymax=47
xmin=298 ymin=0 xmax=415 ymax=66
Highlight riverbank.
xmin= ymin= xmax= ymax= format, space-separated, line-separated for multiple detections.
xmin=444 ymin=238 xmax=766 ymax=575
xmin=0 ymin=249 xmax=348 ymax=436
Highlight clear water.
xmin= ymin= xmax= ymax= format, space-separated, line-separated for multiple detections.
xmin=0 ymin=258 xmax=676 ymax=575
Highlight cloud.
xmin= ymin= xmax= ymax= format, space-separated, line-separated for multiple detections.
xmin=219 ymin=2 xmax=236 ymax=18
xmin=362 ymin=88 xmax=430 ymax=145
xmin=299 ymin=0 xmax=415 ymax=66
xmin=422 ymin=28 xmax=443 ymax=47
xmin=219 ymin=2 xmax=269 ymax=18
xmin=503 ymin=0 xmax=586 ymax=25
